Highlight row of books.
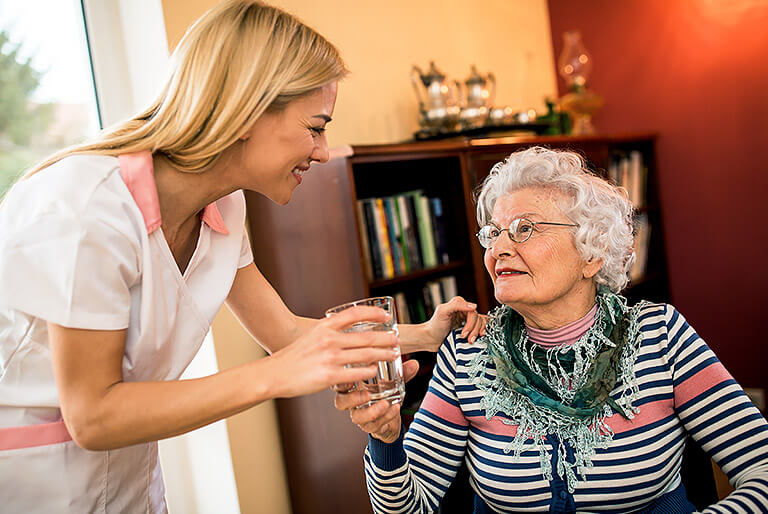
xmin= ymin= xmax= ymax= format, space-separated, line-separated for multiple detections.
xmin=630 ymin=213 xmax=651 ymax=281
xmin=392 ymin=275 xmax=458 ymax=325
xmin=356 ymin=191 xmax=450 ymax=281
xmin=608 ymin=150 xmax=647 ymax=208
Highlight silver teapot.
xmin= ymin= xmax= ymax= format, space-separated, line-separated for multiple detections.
xmin=411 ymin=61 xmax=461 ymax=131
xmin=459 ymin=65 xmax=496 ymax=128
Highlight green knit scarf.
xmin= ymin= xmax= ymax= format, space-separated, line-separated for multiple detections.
xmin=468 ymin=288 xmax=647 ymax=493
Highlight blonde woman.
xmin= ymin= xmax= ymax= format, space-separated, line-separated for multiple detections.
xmin=0 ymin=1 xmax=482 ymax=511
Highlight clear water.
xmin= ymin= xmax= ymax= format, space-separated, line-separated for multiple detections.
xmin=344 ymin=321 xmax=405 ymax=407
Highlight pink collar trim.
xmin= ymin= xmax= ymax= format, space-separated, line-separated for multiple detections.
xmin=118 ymin=152 xmax=229 ymax=235
xmin=526 ymin=303 xmax=598 ymax=347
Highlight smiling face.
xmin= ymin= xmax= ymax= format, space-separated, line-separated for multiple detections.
xmin=483 ymin=187 xmax=602 ymax=328
xmin=233 ymin=82 xmax=338 ymax=204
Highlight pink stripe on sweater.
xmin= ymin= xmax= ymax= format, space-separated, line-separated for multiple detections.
xmin=0 ymin=421 xmax=72 ymax=451
xmin=674 ymin=361 xmax=733 ymax=407
xmin=466 ymin=399 xmax=675 ymax=437
xmin=420 ymin=392 xmax=469 ymax=427
xmin=603 ymin=398 xmax=675 ymax=434
xmin=468 ymin=415 xmax=519 ymax=437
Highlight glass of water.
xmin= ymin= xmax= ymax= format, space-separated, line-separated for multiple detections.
xmin=325 ymin=296 xmax=405 ymax=407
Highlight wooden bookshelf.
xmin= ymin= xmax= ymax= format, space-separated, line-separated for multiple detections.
xmin=244 ymin=133 xmax=668 ymax=514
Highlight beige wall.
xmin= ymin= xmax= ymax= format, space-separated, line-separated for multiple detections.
xmin=210 ymin=307 xmax=292 ymax=514
xmin=160 ymin=1 xmax=556 ymax=512
xmin=161 ymin=0 xmax=557 ymax=147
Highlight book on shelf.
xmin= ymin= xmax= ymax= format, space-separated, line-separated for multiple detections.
xmin=609 ymin=150 xmax=647 ymax=209
xmin=421 ymin=285 xmax=436 ymax=318
xmin=629 ymin=151 xmax=646 ymax=209
xmin=403 ymin=193 xmax=425 ymax=270
xmin=413 ymin=193 xmax=438 ymax=268
xmin=383 ymin=197 xmax=406 ymax=275
xmin=396 ymin=195 xmax=421 ymax=271
xmin=631 ymin=213 xmax=651 ymax=281
xmin=393 ymin=291 xmax=410 ymax=324
xmin=359 ymin=200 xmax=383 ymax=280
xmin=391 ymin=197 xmax=411 ymax=274
xmin=354 ymin=201 xmax=374 ymax=282
xmin=373 ymin=198 xmax=395 ymax=279
xmin=357 ymin=191 xmax=447 ymax=281
xmin=390 ymin=275 xmax=460 ymax=325
xmin=439 ymin=275 xmax=458 ymax=300
xmin=430 ymin=197 xmax=450 ymax=265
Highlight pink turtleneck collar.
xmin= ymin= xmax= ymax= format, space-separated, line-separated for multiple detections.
xmin=525 ymin=303 xmax=598 ymax=347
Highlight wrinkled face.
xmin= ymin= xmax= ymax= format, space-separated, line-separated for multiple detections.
xmin=236 ymin=82 xmax=337 ymax=204
xmin=483 ymin=187 xmax=596 ymax=311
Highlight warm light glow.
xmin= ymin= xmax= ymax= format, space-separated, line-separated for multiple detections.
xmin=504 ymin=106 xmax=513 ymax=114
xmin=440 ymin=85 xmax=448 ymax=93
xmin=527 ymin=109 xmax=537 ymax=119
xmin=564 ymin=64 xmax=574 ymax=74
xmin=481 ymin=90 xmax=489 ymax=99
xmin=578 ymin=54 xmax=589 ymax=64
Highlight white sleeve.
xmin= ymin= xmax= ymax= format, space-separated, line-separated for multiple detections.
xmin=0 ymin=211 xmax=140 ymax=330
xmin=238 ymin=225 xmax=254 ymax=268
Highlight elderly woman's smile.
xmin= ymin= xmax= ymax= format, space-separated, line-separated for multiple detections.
xmin=483 ymin=187 xmax=599 ymax=329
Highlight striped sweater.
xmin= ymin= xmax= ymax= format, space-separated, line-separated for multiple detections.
xmin=364 ymin=303 xmax=768 ymax=513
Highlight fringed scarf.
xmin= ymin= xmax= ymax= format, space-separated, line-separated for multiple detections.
xmin=468 ymin=288 xmax=648 ymax=492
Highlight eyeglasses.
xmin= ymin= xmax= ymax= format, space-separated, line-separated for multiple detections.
xmin=476 ymin=217 xmax=579 ymax=248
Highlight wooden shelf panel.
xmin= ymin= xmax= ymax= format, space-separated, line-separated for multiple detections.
xmin=349 ymin=132 xmax=658 ymax=157
xmin=369 ymin=261 xmax=470 ymax=289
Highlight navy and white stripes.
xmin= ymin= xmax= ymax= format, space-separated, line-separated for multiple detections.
xmin=364 ymin=303 xmax=768 ymax=512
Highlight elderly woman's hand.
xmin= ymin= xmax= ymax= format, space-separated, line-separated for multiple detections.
xmin=334 ymin=359 xmax=419 ymax=443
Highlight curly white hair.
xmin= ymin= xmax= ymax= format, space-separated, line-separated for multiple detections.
xmin=475 ymin=146 xmax=636 ymax=293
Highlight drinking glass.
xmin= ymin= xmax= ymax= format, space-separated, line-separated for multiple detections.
xmin=325 ymin=296 xmax=405 ymax=407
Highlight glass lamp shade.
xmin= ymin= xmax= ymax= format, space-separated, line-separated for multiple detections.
xmin=558 ymin=31 xmax=592 ymax=91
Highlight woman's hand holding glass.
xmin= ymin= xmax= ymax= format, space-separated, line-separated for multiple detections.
xmin=264 ymin=305 xmax=400 ymax=398
xmin=334 ymin=359 xmax=419 ymax=444
xmin=335 ymin=296 xmax=487 ymax=443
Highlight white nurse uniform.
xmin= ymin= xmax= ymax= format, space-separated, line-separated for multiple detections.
xmin=0 ymin=151 xmax=253 ymax=512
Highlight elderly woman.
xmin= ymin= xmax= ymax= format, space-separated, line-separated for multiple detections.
xmin=336 ymin=147 xmax=768 ymax=513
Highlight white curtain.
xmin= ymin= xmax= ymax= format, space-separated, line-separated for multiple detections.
xmin=159 ymin=332 xmax=241 ymax=514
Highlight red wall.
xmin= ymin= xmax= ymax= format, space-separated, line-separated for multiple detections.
xmin=548 ymin=0 xmax=768 ymax=392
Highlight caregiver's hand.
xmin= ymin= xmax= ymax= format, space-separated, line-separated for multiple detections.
xmin=334 ymin=359 xmax=420 ymax=444
xmin=422 ymin=296 xmax=487 ymax=351
xmin=264 ymin=305 xmax=399 ymax=398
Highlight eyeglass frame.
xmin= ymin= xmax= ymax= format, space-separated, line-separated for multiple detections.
xmin=475 ymin=217 xmax=579 ymax=248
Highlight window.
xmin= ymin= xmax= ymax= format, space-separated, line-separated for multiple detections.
xmin=0 ymin=0 xmax=100 ymax=198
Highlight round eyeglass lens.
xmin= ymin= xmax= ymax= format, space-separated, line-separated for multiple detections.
xmin=510 ymin=218 xmax=534 ymax=242
xmin=477 ymin=225 xmax=499 ymax=248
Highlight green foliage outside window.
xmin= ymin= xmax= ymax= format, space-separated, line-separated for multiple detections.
xmin=0 ymin=29 xmax=53 ymax=198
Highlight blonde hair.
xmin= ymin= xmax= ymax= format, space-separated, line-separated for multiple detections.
xmin=23 ymin=0 xmax=348 ymax=177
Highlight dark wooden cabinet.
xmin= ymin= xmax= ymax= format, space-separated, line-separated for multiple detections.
xmin=245 ymin=133 xmax=668 ymax=514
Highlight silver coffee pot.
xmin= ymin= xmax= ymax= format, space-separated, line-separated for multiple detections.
xmin=411 ymin=61 xmax=460 ymax=131
xmin=459 ymin=65 xmax=496 ymax=128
